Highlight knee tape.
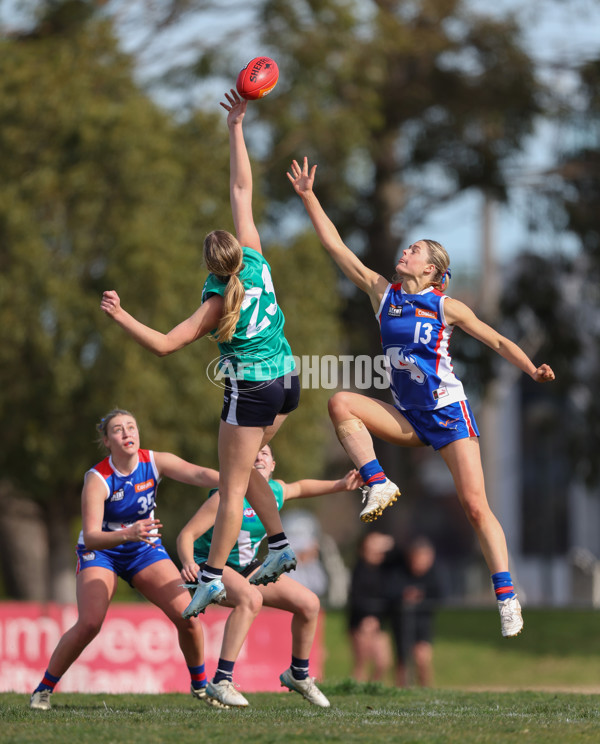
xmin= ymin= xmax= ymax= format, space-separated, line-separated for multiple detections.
xmin=336 ymin=418 xmax=365 ymax=441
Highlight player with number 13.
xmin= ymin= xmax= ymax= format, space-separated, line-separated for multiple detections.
xmin=287 ymin=155 xmax=555 ymax=640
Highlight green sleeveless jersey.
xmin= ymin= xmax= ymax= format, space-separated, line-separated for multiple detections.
xmin=193 ymin=480 xmax=285 ymax=572
xmin=202 ymin=247 xmax=295 ymax=381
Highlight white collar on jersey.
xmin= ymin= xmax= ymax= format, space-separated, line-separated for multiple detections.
xmin=108 ymin=453 xmax=140 ymax=478
xmin=399 ymin=285 xmax=434 ymax=296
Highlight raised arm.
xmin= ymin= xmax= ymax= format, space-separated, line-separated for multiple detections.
xmin=288 ymin=157 xmax=388 ymax=312
xmin=220 ymin=89 xmax=261 ymax=254
xmin=281 ymin=469 xmax=363 ymax=502
xmin=177 ymin=495 xmax=220 ymax=583
xmin=100 ymin=290 xmax=223 ymax=356
xmin=153 ymin=452 xmax=219 ymax=489
xmin=444 ymin=297 xmax=555 ymax=382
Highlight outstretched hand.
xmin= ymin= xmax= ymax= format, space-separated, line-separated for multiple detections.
xmin=532 ymin=363 xmax=555 ymax=383
xmin=220 ymin=88 xmax=247 ymax=127
xmin=287 ymin=157 xmax=317 ymax=197
xmin=342 ymin=469 xmax=364 ymax=491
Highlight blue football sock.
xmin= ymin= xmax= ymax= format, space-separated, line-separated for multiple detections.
xmin=492 ymin=571 xmax=516 ymax=601
xmin=35 ymin=670 xmax=61 ymax=693
xmin=359 ymin=459 xmax=386 ymax=486
xmin=188 ymin=664 xmax=207 ymax=690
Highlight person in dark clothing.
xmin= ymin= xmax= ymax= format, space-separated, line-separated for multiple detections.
xmin=348 ymin=531 xmax=395 ymax=682
xmin=348 ymin=532 xmax=441 ymax=686
xmin=388 ymin=536 xmax=440 ymax=687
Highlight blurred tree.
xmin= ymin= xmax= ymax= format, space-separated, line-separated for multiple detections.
xmin=500 ymin=53 xmax=600 ymax=490
xmin=117 ymin=0 xmax=548 ymax=546
xmin=0 ymin=2 xmax=341 ymax=600
xmin=4 ymin=0 xmax=583 ymax=590
xmin=251 ymin=0 xmax=543 ymax=499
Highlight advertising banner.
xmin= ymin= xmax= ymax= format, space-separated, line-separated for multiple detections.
xmin=0 ymin=602 xmax=323 ymax=693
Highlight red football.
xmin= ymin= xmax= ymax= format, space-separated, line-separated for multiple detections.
xmin=236 ymin=57 xmax=279 ymax=100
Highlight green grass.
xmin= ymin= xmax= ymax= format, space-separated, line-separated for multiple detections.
xmin=324 ymin=607 xmax=600 ymax=689
xmin=3 ymin=609 xmax=599 ymax=743
xmin=2 ymin=687 xmax=600 ymax=743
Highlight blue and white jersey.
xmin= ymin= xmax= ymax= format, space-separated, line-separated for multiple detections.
xmin=376 ymin=284 xmax=466 ymax=411
xmin=77 ymin=449 xmax=161 ymax=546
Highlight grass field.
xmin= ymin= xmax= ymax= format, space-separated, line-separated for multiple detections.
xmin=2 ymin=687 xmax=599 ymax=744
xmin=2 ymin=608 xmax=599 ymax=743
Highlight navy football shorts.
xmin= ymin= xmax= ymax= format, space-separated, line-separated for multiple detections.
xmin=221 ymin=372 xmax=300 ymax=427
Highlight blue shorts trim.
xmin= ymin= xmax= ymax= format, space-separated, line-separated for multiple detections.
xmin=400 ymin=399 xmax=479 ymax=450
xmin=221 ymin=373 xmax=300 ymax=427
xmin=76 ymin=540 xmax=171 ymax=585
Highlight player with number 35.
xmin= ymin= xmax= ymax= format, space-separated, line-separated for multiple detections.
xmin=101 ymin=89 xmax=299 ymax=617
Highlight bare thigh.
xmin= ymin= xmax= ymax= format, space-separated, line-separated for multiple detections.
xmin=218 ymin=421 xmax=266 ymax=493
xmin=75 ymin=567 xmax=118 ymax=625
xmin=217 ymin=412 xmax=291 ymax=499
xmin=261 ymin=412 xmax=289 ymax=447
xmin=219 ymin=566 xmax=263 ymax=609
xmin=256 ymin=573 xmax=317 ymax=613
xmin=132 ymin=559 xmax=193 ymax=621
xmin=331 ymin=392 xmax=425 ymax=448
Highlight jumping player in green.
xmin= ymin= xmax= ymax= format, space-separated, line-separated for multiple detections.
xmin=101 ymin=89 xmax=299 ymax=618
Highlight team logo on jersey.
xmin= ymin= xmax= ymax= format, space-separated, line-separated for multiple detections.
xmin=81 ymin=551 xmax=96 ymax=561
xmin=243 ymin=507 xmax=257 ymax=518
xmin=387 ymin=303 xmax=403 ymax=317
xmin=135 ymin=479 xmax=154 ymax=492
xmin=110 ymin=488 xmax=124 ymax=502
xmin=386 ymin=346 xmax=427 ymax=384
xmin=416 ymin=308 xmax=437 ymax=319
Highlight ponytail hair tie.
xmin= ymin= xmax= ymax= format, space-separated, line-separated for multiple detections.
xmin=441 ymin=267 xmax=452 ymax=283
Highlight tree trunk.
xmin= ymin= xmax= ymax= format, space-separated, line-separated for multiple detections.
xmin=45 ymin=491 xmax=79 ymax=603
xmin=0 ymin=480 xmax=49 ymax=600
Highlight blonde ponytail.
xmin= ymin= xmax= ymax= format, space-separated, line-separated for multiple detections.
xmin=422 ymin=239 xmax=451 ymax=292
xmin=216 ymin=274 xmax=245 ymax=342
xmin=203 ymin=230 xmax=245 ymax=342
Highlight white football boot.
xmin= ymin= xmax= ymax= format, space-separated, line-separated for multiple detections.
xmin=279 ymin=668 xmax=330 ymax=708
xmin=206 ymin=679 xmax=249 ymax=708
xmin=249 ymin=546 xmax=297 ymax=586
xmin=182 ymin=578 xmax=226 ymax=618
xmin=359 ymin=479 xmax=400 ymax=522
xmin=498 ymin=595 xmax=524 ymax=637
xmin=30 ymin=690 xmax=52 ymax=710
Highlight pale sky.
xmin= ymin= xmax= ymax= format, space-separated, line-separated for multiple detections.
xmin=2 ymin=0 xmax=599 ymax=273
xmin=418 ymin=0 xmax=600 ymax=272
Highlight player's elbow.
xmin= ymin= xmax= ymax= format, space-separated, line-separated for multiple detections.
xmin=154 ymin=337 xmax=185 ymax=357
xmin=177 ymin=529 xmax=193 ymax=546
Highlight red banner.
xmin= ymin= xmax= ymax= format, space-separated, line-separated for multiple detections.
xmin=0 ymin=602 xmax=323 ymax=693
